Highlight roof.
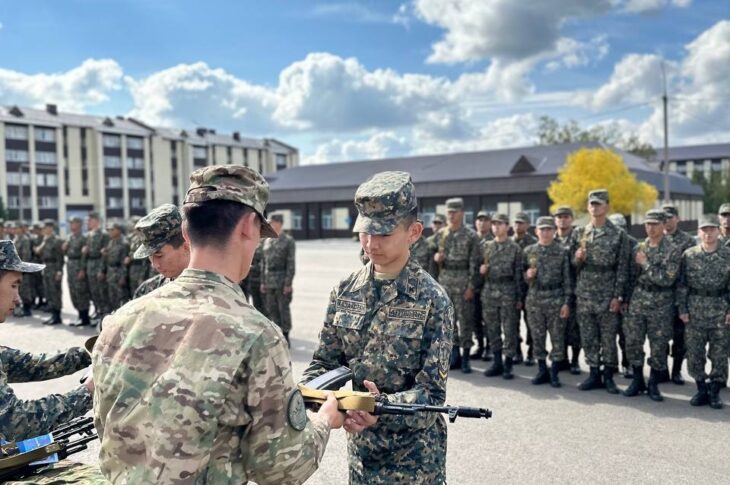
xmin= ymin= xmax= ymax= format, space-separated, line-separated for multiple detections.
xmin=268 ymin=142 xmax=703 ymax=203
xmin=0 ymin=106 xmax=151 ymax=136
xmin=665 ymin=143 xmax=730 ymax=162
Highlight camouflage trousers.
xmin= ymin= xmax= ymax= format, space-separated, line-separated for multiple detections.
xmin=439 ymin=270 xmax=474 ymax=348
xmin=576 ymin=297 xmax=619 ymax=368
xmin=473 ymin=290 xmax=485 ymax=346
xmin=128 ymin=261 xmax=150 ymax=295
xmin=686 ymin=321 xmax=730 ymax=383
xmin=32 ymin=271 xmax=44 ymax=301
xmin=86 ymin=259 xmax=110 ymax=315
xmin=5 ymin=462 xmax=107 ymax=484
xmin=42 ymin=264 xmax=63 ymax=311
xmin=66 ymin=259 xmax=90 ymax=312
xmin=625 ymin=294 xmax=673 ymax=370
xmin=106 ymin=267 xmax=128 ymax=312
xmin=564 ymin=305 xmax=580 ymax=349
xmin=526 ymin=298 xmax=566 ymax=362
xmin=264 ymin=288 xmax=292 ymax=333
xmin=19 ymin=273 xmax=34 ymax=305
xmin=483 ymin=296 xmax=518 ymax=357
xmin=244 ymin=278 xmax=265 ymax=315
xmin=670 ymin=305 xmax=687 ymax=360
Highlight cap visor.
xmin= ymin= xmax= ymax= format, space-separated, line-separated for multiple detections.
xmin=133 ymin=245 xmax=158 ymax=260
xmin=352 ymin=215 xmax=399 ymax=235
xmin=260 ymin=219 xmax=278 ymax=238
xmin=9 ymin=262 xmax=46 ymax=273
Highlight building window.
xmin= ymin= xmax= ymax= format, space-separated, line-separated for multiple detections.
xmin=131 ymin=197 xmax=145 ymax=209
xmin=6 ymin=149 xmax=29 ymax=162
xmin=104 ymin=155 xmax=122 ymax=168
xmin=127 ymin=157 xmax=145 ymax=170
xmin=107 ymin=197 xmax=124 ymax=209
xmin=128 ymin=177 xmax=145 ymax=189
xmin=103 ymin=134 xmax=121 ymax=147
xmin=276 ymin=153 xmax=287 ymax=171
xmin=106 ymin=177 xmax=122 ymax=188
xmin=6 ymin=172 xmax=31 ymax=185
xmin=6 ymin=196 xmax=32 ymax=209
xmin=5 ymin=125 xmax=28 ymax=140
xmin=36 ymin=173 xmax=58 ymax=187
xmin=39 ymin=196 xmax=58 ymax=208
xmin=308 ymin=211 xmax=317 ymax=230
xmin=193 ymin=146 xmax=207 ymax=159
xmin=127 ymin=137 xmax=144 ymax=150
xmin=291 ymin=209 xmax=303 ymax=230
xmin=36 ymin=151 xmax=57 ymax=165
xmin=320 ymin=207 xmax=350 ymax=230
xmin=35 ymin=127 xmax=56 ymax=142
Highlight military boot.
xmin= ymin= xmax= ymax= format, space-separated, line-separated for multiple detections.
xmin=570 ymin=346 xmax=581 ymax=375
xmin=671 ymin=357 xmax=685 ymax=385
xmin=70 ymin=309 xmax=91 ymax=327
xmin=658 ymin=362 xmax=670 ymax=383
xmin=461 ymin=348 xmax=472 ymax=374
xmin=481 ymin=348 xmax=493 ymax=361
xmin=43 ymin=311 xmax=62 ymax=325
xmin=470 ymin=339 xmax=484 ymax=359
xmin=502 ymin=356 xmax=514 ymax=380
xmin=550 ymin=361 xmax=561 ymax=388
xmin=22 ymin=304 xmax=33 ymax=317
xmin=647 ymin=368 xmax=664 ymax=402
xmin=622 ymin=366 xmax=646 ymax=397
xmin=604 ymin=367 xmax=619 ymax=394
xmin=622 ymin=365 xmax=634 ymax=379
xmin=449 ymin=346 xmax=462 ymax=370
xmin=484 ymin=351 xmax=503 ymax=377
xmin=531 ymin=359 xmax=549 ymax=385
xmin=513 ymin=345 xmax=524 ymax=365
xmin=690 ymin=380 xmax=709 ymax=407
xmin=556 ymin=358 xmax=570 ymax=372
xmin=578 ymin=367 xmax=603 ymax=391
xmin=524 ymin=345 xmax=535 ymax=367
xmin=708 ymin=381 xmax=723 ymax=409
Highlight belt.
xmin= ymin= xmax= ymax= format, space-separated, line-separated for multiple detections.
xmin=689 ymin=287 xmax=726 ymax=298
xmin=535 ymin=282 xmax=563 ymax=292
xmin=582 ymin=263 xmax=616 ymax=273
xmin=637 ymin=282 xmax=672 ymax=293
xmin=443 ymin=261 xmax=469 ymax=270
xmin=487 ymin=275 xmax=514 ymax=284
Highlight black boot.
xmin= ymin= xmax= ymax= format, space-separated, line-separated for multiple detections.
xmin=622 ymin=365 xmax=634 ymax=379
xmin=708 ymin=381 xmax=723 ymax=409
xmin=570 ymin=346 xmax=581 ymax=375
xmin=43 ymin=311 xmax=62 ymax=325
xmin=449 ymin=346 xmax=462 ymax=370
xmin=550 ymin=361 xmax=561 ymax=388
xmin=70 ymin=309 xmax=91 ymax=327
xmin=482 ymin=348 xmax=492 ymax=361
xmin=690 ymin=380 xmax=709 ymax=407
xmin=604 ymin=367 xmax=619 ymax=394
xmin=525 ymin=346 xmax=535 ymax=367
xmin=485 ymin=351 xmax=503 ymax=377
xmin=658 ymin=362 xmax=670 ymax=383
xmin=531 ymin=359 xmax=549 ymax=385
xmin=22 ymin=304 xmax=32 ymax=317
xmin=556 ymin=358 xmax=570 ymax=372
xmin=470 ymin=339 xmax=484 ymax=359
xmin=461 ymin=348 xmax=472 ymax=374
xmin=671 ymin=357 xmax=685 ymax=385
xmin=622 ymin=366 xmax=646 ymax=397
xmin=578 ymin=366 xmax=603 ymax=391
xmin=502 ymin=356 xmax=514 ymax=380
xmin=647 ymin=368 xmax=664 ymax=402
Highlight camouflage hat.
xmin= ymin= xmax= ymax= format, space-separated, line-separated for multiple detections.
xmin=644 ymin=209 xmax=666 ymax=224
xmin=106 ymin=221 xmax=123 ymax=231
xmin=68 ymin=216 xmax=83 ymax=224
xmin=476 ymin=210 xmax=491 ymax=220
xmin=698 ymin=214 xmax=720 ymax=228
xmin=513 ymin=212 xmax=530 ymax=224
xmin=718 ymin=203 xmax=730 ymax=215
xmin=184 ymin=164 xmax=277 ymax=238
xmin=588 ymin=189 xmax=609 ymax=204
xmin=0 ymin=240 xmax=45 ymax=273
xmin=608 ymin=213 xmax=627 ymax=229
xmin=88 ymin=211 xmax=101 ymax=220
xmin=536 ymin=216 xmax=556 ymax=229
xmin=553 ymin=206 xmax=574 ymax=217
xmin=43 ymin=219 xmax=55 ymax=228
xmin=662 ymin=204 xmax=679 ymax=217
xmin=445 ymin=198 xmax=464 ymax=212
xmin=269 ymin=213 xmax=284 ymax=223
xmin=492 ymin=213 xmax=509 ymax=224
xmin=352 ymin=171 xmax=417 ymax=235
xmin=31 ymin=222 xmax=42 ymax=230
xmin=432 ymin=214 xmax=446 ymax=224
xmin=134 ymin=204 xmax=183 ymax=259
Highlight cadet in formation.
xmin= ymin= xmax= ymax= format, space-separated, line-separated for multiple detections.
xmin=512 ymin=212 xmax=537 ymax=366
xmin=103 ymin=222 xmax=130 ymax=313
xmin=472 ymin=210 xmax=493 ymax=361
xmin=83 ymin=212 xmax=110 ymax=324
xmin=125 ymin=216 xmax=151 ymax=295
xmin=30 ymin=222 xmax=46 ymax=310
xmin=240 ymin=240 xmax=265 ymax=313
xmin=719 ymin=203 xmax=730 ymax=247
xmin=409 ymin=218 xmax=435 ymax=276
xmin=608 ymin=213 xmax=636 ymax=379
xmin=64 ymin=216 xmax=92 ymax=327
xmin=11 ymin=222 xmax=35 ymax=318
xmin=302 ymin=171 xmax=454 ymax=484
xmin=35 ymin=220 xmax=64 ymax=325
xmin=261 ymin=213 xmax=296 ymax=342
xmin=553 ymin=206 xmax=581 ymax=374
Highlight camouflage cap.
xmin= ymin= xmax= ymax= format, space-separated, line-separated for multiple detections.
xmin=106 ymin=221 xmax=123 ymax=231
xmin=536 ymin=216 xmax=556 ymax=229
xmin=43 ymin=219 xmax=55 ymax=228
xmin=68 ymin=216 xmax=83 ymax=224
xmin=31 ymin=222 xmax=42 ymax=230
xmin=432 ymin=214 xmax=446 ymax=224
xmin=184 ymin=164 xmax=277 ymax=238
xmin=588 ymin=189 xmax=609 ymax=204
xmin=492 ymin=213 xmax=509 ymax=224
xmin=513 ymin=211 xmax=530 ymax=224
xmin=553 ymin=205 xmax=574 ymax=217
xmin=445 ymin=198 xmax=464 ymax=212
xmin=476 ymin=210 xmax=491 ymax=220
xmin=608 ymin=213 xmax=627 ymax=229
xmin=0 ymin=240 xmax=45 ymax=273
xmin=644 ymin=209 xmax=666 ymax=224
xmin=134 ymin=204 xmax=183 ymax=259
xmin=718 ymin=203 xmax=730 ymax=215
xmin=662 ymin=204 xmax=679 ymax=217
xmin=352 ymin=171 xmax=417 ymax=235
xmin=88 ymin=211 xmax=101 ymax=220
xmin=698 ymin=214 xmax=720 ymax=228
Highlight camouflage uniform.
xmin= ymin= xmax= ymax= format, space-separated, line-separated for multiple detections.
xmin=12 ymin=227 xmax=35 ymax=310
xmin=240 ymin=241 xmax=265 ymax=312
xmin=85 ymin=223 xmax=110 ymax=316
xmin=261 ymin=220 xmax=296 ymax=334
xmin=103 ymin=224 xmax=130 ymax=312
xmin=410 ymin=234 xmax=435 ymax=276
xmin=302 ymin=171 xmax=454 ymax=484
xmin=126 ymin=229 xmax=151 ymax=294
xmin=30 ymin=225 xmax=46 ymax=306
xmin=554 ymin=205 xmax=580 ymax=372
xmin=64 ymin=223 xmax=91 ymax=316
xmin=4 ymin=463 xmax=107 ymax=484
xmin=472 ymin=210 xmax=494 ymax=360
xmin=37 ymin=223 xmax=65 ymax=317
xmin=512 ymin=213 xmax=538 ymax=364
xmin=133 ymin=274 xmax=171 ymax=299
xmin=92 ymin=165 xmax=331 ymax=484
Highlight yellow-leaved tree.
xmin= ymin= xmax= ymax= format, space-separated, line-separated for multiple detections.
xmin=548 ymin=148 xmax=658 ymax=216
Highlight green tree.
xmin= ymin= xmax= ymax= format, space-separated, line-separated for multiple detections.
xmin=691 ymin=170 xmax=730 ymax=214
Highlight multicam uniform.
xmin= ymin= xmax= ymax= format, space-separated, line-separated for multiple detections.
xmin=261 ymin=231 xmax=296 ymax=334
xmin=126 ymin=231 xmax=151 ymax=294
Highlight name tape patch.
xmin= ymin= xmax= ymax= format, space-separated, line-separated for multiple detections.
xmin=336 ymin=298 xmax=367 ymax=315
xmin=387 ymin=307 xmax=428 ymax=322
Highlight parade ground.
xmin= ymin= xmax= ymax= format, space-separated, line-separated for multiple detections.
xmin=5 ymin=239 xmax=728 ymax=484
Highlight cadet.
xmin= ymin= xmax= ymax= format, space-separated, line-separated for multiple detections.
xmin=663 ymin=204 xmax=696 ymax=385
xmin=472 ymin=210 xmax=493 ymax=361
xmin=523 ymin=217 xmax=571 ymax=387
xmin=93 ymin=165 xmax=343 ymax=484
xmin=623 ymin=210 xmax=681 ymax=401
xmin=571 ymin=190 xmax=630 ymax=394
xmin=513 ymin=211 xmax=537 ymax=366
xmin=553 ymin=206 xmax=580 ymax=374
xmin=125 ymin=215 xmax=151 ymax=294
xmin=0 ymin=240 xmax=93 ymax=441
xmin=482 ymin=213 xmax=524 ymax=380
xmin=676 ymin=215 xmax=730 ymax=409
xmin=261 ymin=213 xmax=296 ymax=341
xmin=64 ymin=216 xmax=92 ymax=327
xmin=11 ymin=222 xmax=34 ymax=317
xmin=102 ymin=221 xmax=130 ymax=312
xmin=35 ymin=220 xmax=64 ymax=325
xmin=240 ymin=240 xmax=265 ymax=312
xmin=30 ymin=222 xmax=46 ymax=310
xmin=131 ymin=203 xmax=189 ymax=299
xmin=425 ymin=213 xmax=446 ymax=279
xmin=410 ymin=218 xmax=436 ymax=276
xmin=302 ymin=171 xmax=454 ymax=484
xmin=432 ymin=198 xmax=480 ymax=372
xmin=608 ymin=213 xmax=636 ymax=379
xmin=83 ymin=212 xmax=110 ymax=323
xmin=719 ymin=203 xmax=730 ymax=247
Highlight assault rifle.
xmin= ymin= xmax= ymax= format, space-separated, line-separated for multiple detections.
xmin=0 ymin=416 xmax=98 ymax=481
xmin=300 ymin=366 xmax=492 ymax=423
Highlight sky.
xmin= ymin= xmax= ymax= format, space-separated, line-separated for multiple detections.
xmin=0 ymin=0 xmax=728 ymax=164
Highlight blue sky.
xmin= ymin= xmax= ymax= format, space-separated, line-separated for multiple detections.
xmin=0 ymin=0 xmax=728 ymax=163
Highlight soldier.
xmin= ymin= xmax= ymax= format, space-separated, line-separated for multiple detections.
xmin=718 ymin=203 xmax=730 ymax=247
xmin=261 ymin=213 xmax=296 ymax=342
xmin=93 ymin=165 xmax=343 ymax=483
xmin=523 ymin=217 xmax=571 ymax=387
xmin=608 ymin=213 xmax=636 ymax=379
xmin=302 ymin=171 xmax=453 ymax=484
xmin=0 ymin=240 xmax=93 ymax=441
xmin=125 ymin=215 xmax=151 ymax=294
xmin=513 ymin=211 xmax=537 ymax=366
xmin=410 ymin=218 xmax=436 ymax=276
xmin=676 ymin=214 xmax=730 ymax=409
xmin=132 ymin=204 xmax=189 ymax=299
xmin=663 ymin=204 xmax=696 ymax=385
xmin=472 ymin=210 xmax=493 ymax=361
xmin=4 ymin=221 xmax=16 ymax=240
xmin=571 ymin=190 xmax=630 ymax=394
xmin=63 ymin=217 xmax=92 ymax=327
xmin=103 ymin=221 xmax=130 ymax=312
xmin=30 ymin=222 xmax=45 ymax=310
xmin=433 ymin=198 xmax=480 ymax=373
xmin=553 ymin=205 xmax=580 ymax=374
xmin=240 ymin=240 xmax=265 ymax=312
xmin=35 ymin=220 xmax=64 ymax=325
xmin=11 ymin=222 xmax=34 ymax=317
xmin=623 ymin=210 xmax=681 ymax=401
xmin=482 ymin=213 xmax=524 ymax=380
xmin=83 ymin=212 xmax=110 ymax=323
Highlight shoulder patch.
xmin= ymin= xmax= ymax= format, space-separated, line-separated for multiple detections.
xmin=336 ymin=298 xmax=367 ymax=315
xmin=387 ymin=306 xmax=429 ymax=322
xmin=287 ymin=389 xmax=308 ymax=431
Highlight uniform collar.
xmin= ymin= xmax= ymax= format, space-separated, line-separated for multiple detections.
xmin=346 ymin=259 xmax=419 ymax=300
xmin=177 ymin=268 xmax=243 ymax=294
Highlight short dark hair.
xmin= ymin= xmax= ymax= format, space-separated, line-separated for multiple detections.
xmin=400 ymin=208 xmax=419 ymax=229
xmin=167 ymin=232 xmax=185 ymax=249
xmin=183 ymin=200 xmax=255 ymax=248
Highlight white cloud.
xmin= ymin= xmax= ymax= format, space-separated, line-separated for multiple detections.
xmin=309 ymin=3 xmax=394 ymax=23
xmin=302 ymin=131 xmax=411 ymax=164
xmin=545 ymin=35 xmax=610 ymax=72
xmin=0 ymin=59 xmax=122 ymax=112
xmin=621 ymin=0 xmax=692 ymax=14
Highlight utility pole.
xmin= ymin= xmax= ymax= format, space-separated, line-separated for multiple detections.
xmin=662 ymin=62 xmax=670 ymax=203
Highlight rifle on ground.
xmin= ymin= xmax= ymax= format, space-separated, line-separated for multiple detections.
xmin=0 ymin=416 xmax=98 ymax=481
xmin=300 ymin=366 xmax=492 ymax=423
